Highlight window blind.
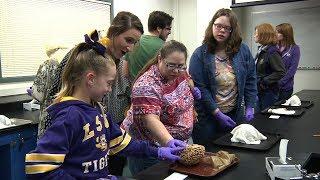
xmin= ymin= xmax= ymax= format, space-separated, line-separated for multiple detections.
xmin=0 ymin=0 xmax=111 ymax=79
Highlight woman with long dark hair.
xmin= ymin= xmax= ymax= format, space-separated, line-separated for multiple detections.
xmin=189 ymin=8 xmax=257 ymax=146
xmin=276 ymin=23 xmax=300 ymax=101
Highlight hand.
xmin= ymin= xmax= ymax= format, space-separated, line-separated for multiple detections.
xmin=215 ymin=110 xmax=236 ymax=129
xmin=166 ymin=139 xmax=187 ymax=148
xmin=108 ymin=175 xmax=117 ymax=180
xmin=158 ymin=146 xmax=184 ymax=163
xmin=26 ymin=87 xmax=33 ymax=96
xmin=245 ymin=107 xmax=254 ymax=122
xmin=192 ymin=87 xmax=201 ymax=100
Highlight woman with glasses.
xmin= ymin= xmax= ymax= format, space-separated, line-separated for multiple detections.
xmin=121 ymin=40 xmax=199 ymax=175
xmin=189 ymin=8 xmax=257 ymax=146
xmin=276 ymin=23 xmax=300 ymax=101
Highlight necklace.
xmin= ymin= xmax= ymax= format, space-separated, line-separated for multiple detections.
xmin=216 ymin=55 xmax=229 ymax=62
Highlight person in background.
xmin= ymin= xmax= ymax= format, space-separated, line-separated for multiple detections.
xmin=254 ymin=23 xmax=286 ymax=111
xmin=276 ymin=23 xmax=300 ymax=101
xmin=25 ymin=38 xmax=184 ymax=180
xmin=121 ymin=40 xmax=198 ymax=175
xmin=122 ymin=11 xmax=173 ymax=81
xmin=189 ymin=8 xmax=257 ymax=146
xmin=27 ymin=44 xmax=70 ymax=138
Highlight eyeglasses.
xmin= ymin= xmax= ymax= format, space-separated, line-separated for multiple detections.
xmin=163 ymin=59 xmax=187 ymax=72
xmin=213 ymin=23 xmax=232 ymax=33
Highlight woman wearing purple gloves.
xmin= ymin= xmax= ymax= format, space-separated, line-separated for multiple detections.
xmin=121 ymin=40 xmax=198 ymax=175
xmin=276 ymin=23 xmax=300 ymax=101
xmin=189 ymin=9 xmax=257 ymax=146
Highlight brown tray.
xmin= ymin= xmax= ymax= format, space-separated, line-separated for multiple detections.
xmin=169 ymin=152 xmax=239 ymax=177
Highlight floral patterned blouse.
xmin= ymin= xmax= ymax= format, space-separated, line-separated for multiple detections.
xmin=121 ymin=65 xmax=195 ymax=145
xmin=31 ymin=59 xmax=60 ymax=138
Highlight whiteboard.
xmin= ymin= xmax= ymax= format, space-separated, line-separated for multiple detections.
xmin=251 ymin=5 xmax=320 ymax=69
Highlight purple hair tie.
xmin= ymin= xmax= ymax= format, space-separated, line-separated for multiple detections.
xmin=84 ymin=30 xmax=106 ymax=57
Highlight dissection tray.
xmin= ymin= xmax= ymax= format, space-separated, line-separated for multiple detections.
xmin=213 ymin=132 xmax=281 ymax=151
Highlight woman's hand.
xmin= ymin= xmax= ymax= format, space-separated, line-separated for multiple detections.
xmin=166 ymin=139 xmax=187 ymax=148
xmin=245 ymin=107 xmax=254 ymax=122
xmin=157 ymin=146 xmax=185 ymax=162
xmin=215 ymin=110 xmax=236 ymax=129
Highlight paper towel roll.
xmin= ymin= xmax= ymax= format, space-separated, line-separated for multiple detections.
xmin=279 ymin=139 xmax=289 ymax=164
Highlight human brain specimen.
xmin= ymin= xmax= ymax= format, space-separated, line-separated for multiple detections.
xmin=179 ymin=144 xmax=205 ymax=166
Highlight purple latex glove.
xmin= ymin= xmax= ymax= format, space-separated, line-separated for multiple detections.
xmin=215 ymin=110 xmax=236 ymax=129
xmin=245 ymin=107 xmax=254 ymax=122
xmin=97 ymin=175 xmax=117 ymax=180
xmin=192 ymin=87 xmax=201 ymax=100
xmin=108 ymin=175 xmax=117 ymax=180
xmin=166 ymin=139 xmax=187 ymax=148
xmin=158 ymin=146 xmax=184 ymax=163
xmin=26 ymin=87 xmax=33 ymax=96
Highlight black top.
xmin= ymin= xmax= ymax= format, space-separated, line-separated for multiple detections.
xmin=256 ymin=45 xmax=286 ymax=90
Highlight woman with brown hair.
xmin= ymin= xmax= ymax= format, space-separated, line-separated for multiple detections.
xmin=121 ymin=40 xmax=198 ymax=175
xmin=254 ymin=23 xmax=286 ymax=110
xmin=189 ymin=8 xmax=257 ymax=146
xmin=276 ymin=23 xmax=300 ymax=101
xmin=38 ymin=11 xmax=144 ymax=138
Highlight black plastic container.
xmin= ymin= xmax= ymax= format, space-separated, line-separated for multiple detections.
xmin=303 ymin=153 xmax=320 ymax=173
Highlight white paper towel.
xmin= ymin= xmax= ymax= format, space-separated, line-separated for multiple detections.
xmin=279 ymin=139 xmax=289 ymax=164
xmin=164 ymin=172 xmax=188 ymax=180
xmin=267 ymin=108 xmax=295 ymax=115
xmin=0 ymin=115 xmax=12 ymax=125
xmin=230 ymin=124 xmax=267 ymax=144
xmin=282 ymin=95 xmax=301 ymax=106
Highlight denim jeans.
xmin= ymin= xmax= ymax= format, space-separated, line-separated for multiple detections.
xmin=258 ymin=89 xmax=279 ymax=111
xmin=127 ymin=156 xmax=159 ymax=176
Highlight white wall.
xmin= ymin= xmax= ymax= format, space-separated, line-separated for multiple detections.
xmin=176 ymin=0 xmax=231 ymax=63
xmin=113 ymin=0 xmax=176 ymax=39
xmin=196 ymin=0 xmax=232 ymax=45
xmin=174 ymin=0 xmax=197 ymax=63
